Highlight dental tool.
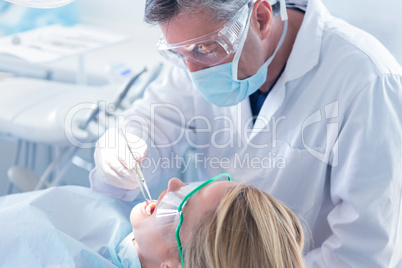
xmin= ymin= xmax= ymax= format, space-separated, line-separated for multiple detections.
xmin=119 ymin=127 xmax=153 ymax=201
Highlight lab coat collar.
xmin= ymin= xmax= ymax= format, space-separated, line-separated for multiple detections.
xmin=283 ymin=0 xmax=328 ymax=82
xmin=248 ymin=0 xmax=328 ymax=139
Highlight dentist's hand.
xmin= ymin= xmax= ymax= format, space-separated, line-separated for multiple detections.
xmin=94 ymin=128 xmax=148 ymax=190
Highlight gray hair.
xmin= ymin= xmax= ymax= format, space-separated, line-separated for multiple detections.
xmin=144 ymin=0 xmax=281 ymax=24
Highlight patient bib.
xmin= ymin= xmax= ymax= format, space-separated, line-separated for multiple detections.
xmin=116 ymin=232 xmax=142 ymax=268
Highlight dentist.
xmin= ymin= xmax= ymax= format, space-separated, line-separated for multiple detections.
xmin=92 ymin=0 xmax=402 ymax=267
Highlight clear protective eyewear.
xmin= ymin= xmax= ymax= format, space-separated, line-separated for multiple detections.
xmin=155 ymin=173 xmax=232 ymax=267
xmin=156 ymin=0 xmax=255 ymax=67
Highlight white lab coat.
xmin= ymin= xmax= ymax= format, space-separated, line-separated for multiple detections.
xmin=91 ymin=0 xmax=402 ymax=266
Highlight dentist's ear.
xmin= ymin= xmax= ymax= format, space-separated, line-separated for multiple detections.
xmin=251 ymin=0 xmax=274 ymax=40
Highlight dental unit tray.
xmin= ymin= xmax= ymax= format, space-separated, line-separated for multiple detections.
xmin=0 ymin=24 xmax=130 ymax=64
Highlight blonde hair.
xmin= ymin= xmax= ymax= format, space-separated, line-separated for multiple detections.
xmin=184 ymin=184 xmax=305 ymax=268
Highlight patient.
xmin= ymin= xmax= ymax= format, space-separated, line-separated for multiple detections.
xmin=130 ymin=175 xmax=305 ymax=268
xmin=0 ymin=175 xmax=304 ymax=267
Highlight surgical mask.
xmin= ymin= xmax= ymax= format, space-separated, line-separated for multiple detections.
xmin=4 ymin=0 xmax=73 ymax=8
xmin=189 ymin=0 xmax=288 ymax=107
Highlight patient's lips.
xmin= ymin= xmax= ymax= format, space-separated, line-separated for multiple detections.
xmin=145 ymin=200 xmax=157 ymax=216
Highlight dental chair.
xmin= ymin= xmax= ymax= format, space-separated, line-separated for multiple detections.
xmin=5 ymin=63 xmax=163 ymax=193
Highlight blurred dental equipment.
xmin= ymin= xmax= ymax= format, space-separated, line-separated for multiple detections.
xmin=119 ymin=128 xmax=152 ymax=201
xmin=80 ymin=67 xmax=147 ymax=130
xmin=0 ymin=24 xmax=130 ymax=85
xmin=0 ymin=24 xmax=129 ymax=64
xmin=4 ymin=0 xmax=73 ymax=9
xmin=5 ymin=63 xmax=163 ymax=193
xmin=2 ymin=77 xmax=117 ymax=193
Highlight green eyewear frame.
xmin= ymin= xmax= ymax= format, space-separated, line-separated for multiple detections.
xmin=175 ymin=173 xmax=232 ymax=267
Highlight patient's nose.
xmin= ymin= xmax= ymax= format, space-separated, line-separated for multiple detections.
xmin=167 ymin=178 xmax=186 ymax=193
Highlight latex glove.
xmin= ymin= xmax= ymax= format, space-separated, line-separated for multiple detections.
xmin=94 ymin=128 xmax=148 ymax=190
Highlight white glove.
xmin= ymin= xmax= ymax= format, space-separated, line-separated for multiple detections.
xmin=94 ymin=128 xmax=148 ymax=190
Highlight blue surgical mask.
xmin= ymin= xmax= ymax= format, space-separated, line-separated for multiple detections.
xmin=190 ymin=7 xmax=288 ymax=107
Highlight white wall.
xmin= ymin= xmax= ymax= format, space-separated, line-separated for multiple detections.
xmin=76 ymin=0 xmax=402 ymax=64
xmin=78 ymin=0 xmax=148 ymax=27
xmin=77 ymin=0 xmax=162 ymax=51
xmin=322 ymin=0 xmax=402 ymax=64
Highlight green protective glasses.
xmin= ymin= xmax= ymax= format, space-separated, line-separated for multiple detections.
xmin=155 ymin=173 xmax=232 ymax=267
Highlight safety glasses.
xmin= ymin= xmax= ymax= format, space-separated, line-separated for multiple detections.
xmin=156 ymin=0 xmax=254 ymax=67
xmin=155 ymin=173 xmax=232 ymax=267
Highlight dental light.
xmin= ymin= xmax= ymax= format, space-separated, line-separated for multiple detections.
xmin=4 ymin=0 xmax=73 ymax=9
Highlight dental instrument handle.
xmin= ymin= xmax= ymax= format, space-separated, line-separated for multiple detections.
xmin=119 ymin=128 xmax=153 ymax=201
xmin=134 ymin=163 xmax=153 ymax=201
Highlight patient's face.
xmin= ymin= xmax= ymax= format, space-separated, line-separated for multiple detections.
xmin=130 ymin=178 xmax=235 ymax=267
